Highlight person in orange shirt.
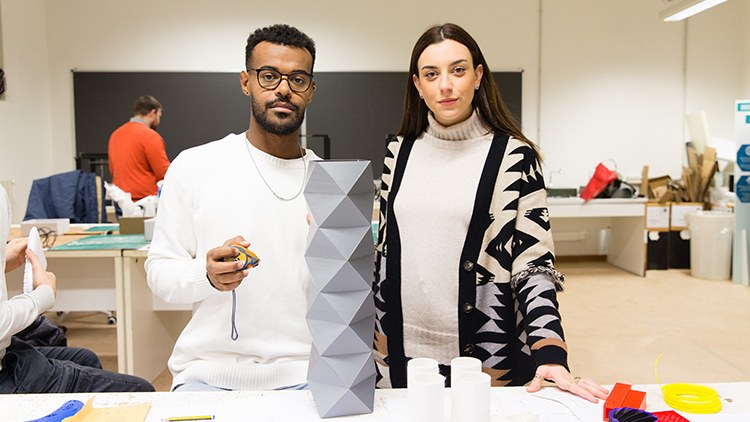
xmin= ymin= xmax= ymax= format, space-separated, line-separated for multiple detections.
xmin=108 ymin=95 xmax=170 ymax=201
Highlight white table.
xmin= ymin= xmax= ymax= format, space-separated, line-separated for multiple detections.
xmin=548 ymin=198 xmax=648 ymax=276
xmin=2 ymin=383 xmax=749 ymax=421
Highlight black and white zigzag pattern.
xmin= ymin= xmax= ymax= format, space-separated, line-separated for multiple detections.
xmin=374 ymin=135 xmax=567 ymax=388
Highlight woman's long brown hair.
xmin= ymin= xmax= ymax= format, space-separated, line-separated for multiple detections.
xmin=398 ymin=23 xmax=540 ymax=159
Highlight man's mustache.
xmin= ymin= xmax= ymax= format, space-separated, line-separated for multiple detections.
xmin=266 ymin=100 xmax=299 ymax=111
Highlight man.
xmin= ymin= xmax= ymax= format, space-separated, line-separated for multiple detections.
xmin=0 ymin=186 xmax=154 ymax=393
xmin=146 ymin=24 xmax=319 ymax=391
xmin=108 ymin=95 xmax=170 ymax=201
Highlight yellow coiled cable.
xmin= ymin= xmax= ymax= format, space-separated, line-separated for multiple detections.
xmin=655 ymin=354 xmax=722 ymax=414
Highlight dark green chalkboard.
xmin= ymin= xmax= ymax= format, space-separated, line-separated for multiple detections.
xmin=73 ymin=72 xmax=249 ymax=162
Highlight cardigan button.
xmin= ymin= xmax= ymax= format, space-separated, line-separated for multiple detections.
xmin=462 ymin=343 xmax=475 ymax=355
xmin=462 ymin=260 xmax=474 ymax=271
xmin=462 ymin=303 xmax=474 ymax=314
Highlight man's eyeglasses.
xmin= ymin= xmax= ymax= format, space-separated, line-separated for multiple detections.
xmin=249 ymin=68 xmax=313 ymax=93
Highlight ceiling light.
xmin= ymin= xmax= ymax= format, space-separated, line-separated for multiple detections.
xmin=660 ymin=0 xmax=728 ymax=22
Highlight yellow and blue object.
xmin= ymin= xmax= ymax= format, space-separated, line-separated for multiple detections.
xmin=223 ymin=245 xmax=260 ymax=270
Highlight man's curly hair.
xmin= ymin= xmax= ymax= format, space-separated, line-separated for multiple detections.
xmin=245 ymin=24 xmax=316 ymax=71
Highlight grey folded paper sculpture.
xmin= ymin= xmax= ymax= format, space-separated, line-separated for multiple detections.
xmin=304 ymin=160 xmax=376 ymax=418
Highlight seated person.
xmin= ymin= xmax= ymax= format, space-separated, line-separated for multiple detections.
xmin=146 ymin=24 xmax=319 ymax=392
xmin=0 ymin=186 xmax=154 ymax=393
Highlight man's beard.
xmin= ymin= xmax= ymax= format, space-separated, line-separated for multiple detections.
xmin=251 ymin=95 xmax=305 ymax=136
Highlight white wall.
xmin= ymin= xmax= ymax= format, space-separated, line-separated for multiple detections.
xmin=43 ymin=0 xmax=540 ymax=181
xmin=685 ymin=0 xmax=745 ymax=143
xmin=0 ymin=0 xmax=52 ymax=222
xmin=540 ymin=0 xmax=685 ymax=187
xmin=0 ymin=0 xmax=746 ymax=222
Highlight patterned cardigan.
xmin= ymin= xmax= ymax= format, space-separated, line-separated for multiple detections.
xmin=373 ymin=132 xmax=568 ymax=388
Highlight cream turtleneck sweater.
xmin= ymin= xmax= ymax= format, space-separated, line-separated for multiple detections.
xmin=393 ymin=110 xmax=493 ymax=363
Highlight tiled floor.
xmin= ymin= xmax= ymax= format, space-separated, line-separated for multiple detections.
xmin=559 ymin=260 xmax=750 ymax=386
xmin=59 ymin=260 xmax=750 ymax=392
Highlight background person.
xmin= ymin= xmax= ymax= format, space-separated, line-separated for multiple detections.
xmin=108 ymin=95 xmax=170 ymax=201
xmin=146 ymin=24 xmax=320 ymax=392
xmin=373 ymin=23 xmax=608 ymax=403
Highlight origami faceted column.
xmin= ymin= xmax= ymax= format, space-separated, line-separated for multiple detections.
xmin=304 ymin=160 xmax=376 ymax=418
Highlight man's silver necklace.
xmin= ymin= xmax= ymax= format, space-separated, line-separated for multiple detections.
xmin=245 ymin=139 xmax=307 ymax=201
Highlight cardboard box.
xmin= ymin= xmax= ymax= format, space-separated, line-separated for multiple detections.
xmin=645 ymin=203 xmax=670 ymax=270
xmin=118 ymin=217 xmax=147 ymax=234
xmin=668 ymin=202 xmax=704 ymax=269
xmin=670 ymin=202 xmax=705 ymax=229
xmin=648 ymin=176 xmax=672 ymax=202
xmin=20 ymin=218 xmax=70 ymax=236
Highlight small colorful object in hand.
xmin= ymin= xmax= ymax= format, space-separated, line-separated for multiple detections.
xmin=224 ymin=245 xmax=260 ymax=270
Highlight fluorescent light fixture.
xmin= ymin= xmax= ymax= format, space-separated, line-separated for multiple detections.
xmin=660 ymin=0 xmax=728 ymax=21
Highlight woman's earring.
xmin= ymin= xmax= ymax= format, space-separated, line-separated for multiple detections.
xmin=419 ymin=93 xmax=423 ymax=99
xmin=475 ymin=86 xmax=479 ymax=91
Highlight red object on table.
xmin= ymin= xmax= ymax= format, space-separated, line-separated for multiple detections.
xmin=653 ymin=410 xmax=690 ymax=421
xmin=622 ymin=389 xmax=647 ymax=411
xmin=580 ymin=161 xmax=618 ymax=201
xmin=603 ymin=382 xmax=648 ymax=421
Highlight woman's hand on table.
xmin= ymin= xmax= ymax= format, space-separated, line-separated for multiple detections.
xmin=526 ymin=363 xmax=609 ymax=403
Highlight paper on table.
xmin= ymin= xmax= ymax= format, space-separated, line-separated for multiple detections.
xmin=529 ymin=387 xmax=601 ymax=421
xmin=22 ymin=227 xmax=46 ymax=294
xmin=62 ymin=397 xmax=151 ymax=422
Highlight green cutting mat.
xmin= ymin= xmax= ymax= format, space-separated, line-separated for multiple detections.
xmin=50 ymin=234 xmax=148 ymax=251
xmin=84 ymin=224 xmax=120 ymax=232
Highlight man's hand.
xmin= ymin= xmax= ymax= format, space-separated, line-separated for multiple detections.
xmin=205 ymin=236 xmax=251 ymax=291
xmin=4 ymin=238 xmax=28 ymax=273
xmin=26 ymin=249 xmax=56 ymax=297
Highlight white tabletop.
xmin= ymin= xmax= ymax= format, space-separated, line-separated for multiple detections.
xmin=3 ymin=383 xmax=749 ymax=422
xmin=547 ymin=197 xmax=648 ymax=218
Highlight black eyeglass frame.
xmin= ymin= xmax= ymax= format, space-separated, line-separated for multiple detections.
xmin=37 ymin=227 xmax=57 ymax=249
xmin=248 ymin=68 xmax=314 ymax=93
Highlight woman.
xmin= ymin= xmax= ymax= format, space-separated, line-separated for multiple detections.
xmin=373 ymin=23 xmax=608 ymax=403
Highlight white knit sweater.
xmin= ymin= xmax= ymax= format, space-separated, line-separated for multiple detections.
xmin=146 ymin=132 xmax=318 ymax=390
xmin=394 ymin=112 xmax=493 ymax=363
